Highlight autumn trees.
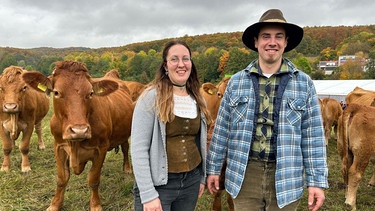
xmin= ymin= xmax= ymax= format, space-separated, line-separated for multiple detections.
xmin=0 ymin=25 xmax=374 ymax=82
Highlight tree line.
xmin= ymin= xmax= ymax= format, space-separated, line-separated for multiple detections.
xmin=1 ymin=25 xmax=375 ymax=84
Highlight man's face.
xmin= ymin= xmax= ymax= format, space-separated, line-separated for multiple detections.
xmin=254 ymin=25 xmax=288 ymax=65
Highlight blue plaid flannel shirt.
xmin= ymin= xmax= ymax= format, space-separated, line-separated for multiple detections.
xmin=206 ymin=58 xmax=329 ymax=208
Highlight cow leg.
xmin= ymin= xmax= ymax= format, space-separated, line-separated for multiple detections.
xmin=324 ymin=121 xmax=333 ymax=146
xmin=211 ymin=160 xmax=228 ymax=211
xmin=121 ymin=139 xmax=132 ymax=174
xmin=34 ymin=121 xmax=46 ymax=150
xmin=333 ymin=123 xmax=339 ymax=140
xmin=226 ymin=192 xmax=234 ymax=211
xmin=211 ymin=190 xmax=223 ymax=211
xmin=87 ymin=150 xmax=107 ymax=211
xmin=19 ymin=128 xmax=34 ymax=173
xmin=48 ymin=145 xmax=70 ymax=211
xmin=0 ymin=136 xmax=13 ymax=172
xmin=211 ymin=190 xmax=234 ymax=211
xmin=345 ymin=157 xmax=370 ymax=211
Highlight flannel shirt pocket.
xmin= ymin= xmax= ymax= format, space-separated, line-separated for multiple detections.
xmin=286 ymin=98 xmax=306 ymax=126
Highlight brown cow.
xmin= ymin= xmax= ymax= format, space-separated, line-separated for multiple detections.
xmin=0 ymin=66 xmax=49 ymax=173
xmin=344 ymin=86 xmax=375 ymax=187
xmin=200 ymin=77 xmax=231 ymax=142
xmin=200 ymin=83 xmax=219 ymax=119
xmin=22 ymin=61 xmax=133 ymax=211
xmin=201 ymin=77 xmax=233 ymax=211
xmin=124 ymin=81 xmax=146 ymax=102
xmin=337 ymin=103 xmax=375 ymax=211
xmin=318 ymin=98 xmax=342 ymax=145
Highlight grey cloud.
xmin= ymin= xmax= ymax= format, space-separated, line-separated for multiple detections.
xmin=0 ymin=0 xmax=374 ymax=48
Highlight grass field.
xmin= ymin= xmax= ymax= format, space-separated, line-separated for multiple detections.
xmin=0 ymin=102 xmax=374 ymax=211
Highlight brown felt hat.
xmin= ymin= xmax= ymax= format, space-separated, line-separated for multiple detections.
xmin=242 ymin=9 xmax=304 ymax=52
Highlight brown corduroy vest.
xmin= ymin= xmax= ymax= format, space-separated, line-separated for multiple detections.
xmin=166 ymin=114 xmax=201 ymax=173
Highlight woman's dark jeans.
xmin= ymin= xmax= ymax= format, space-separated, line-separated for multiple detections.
xmin=133 ymin=167 xmax=201 ymax=211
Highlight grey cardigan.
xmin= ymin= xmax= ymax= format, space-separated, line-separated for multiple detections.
xmin=130 ymin=88 xmax=208 ymax=204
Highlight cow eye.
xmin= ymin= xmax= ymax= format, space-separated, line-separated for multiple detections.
xmin=22 ymin=85 xmax=27 ymax=92
xmin=53 ymin=90 xmax=61 ymax=98
xmin=89 ymin=90 xmax=94 ymax=99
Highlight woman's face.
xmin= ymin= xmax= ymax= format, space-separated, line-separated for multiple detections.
xmin=164 ymin=44 xmax=192 ymax=86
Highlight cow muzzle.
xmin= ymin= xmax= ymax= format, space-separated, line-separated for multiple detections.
xmin=63 ymin=124 xmax=92 ymax=140
xmin=2 ymin=103 xmax=20 ymax=113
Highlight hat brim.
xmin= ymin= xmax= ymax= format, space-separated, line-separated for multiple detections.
xmin=242 ymin=22 xmax=304 ymax=53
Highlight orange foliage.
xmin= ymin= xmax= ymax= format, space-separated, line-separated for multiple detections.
xmin=218 ymin=51 xmax=229 ymax=73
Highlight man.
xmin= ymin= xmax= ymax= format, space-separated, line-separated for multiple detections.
xmin=206 ymin=9 xmax=328 ymax=211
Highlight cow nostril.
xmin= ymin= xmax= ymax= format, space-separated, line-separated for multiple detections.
xmin=70 ymin=126 xmax=88 ymax=134
xmin=3 ymin=103 xmax=19 ymax=112
xmin=5 ymin=103 xmax=17 ymax=109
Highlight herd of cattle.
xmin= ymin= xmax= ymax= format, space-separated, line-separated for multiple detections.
xmin=0 ymin=61 xmax=374 ymax=211
xmin=317 ymin=87 xmax=375 ymax=211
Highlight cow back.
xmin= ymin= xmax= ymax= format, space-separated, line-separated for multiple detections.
xmin=346 ymin=86 xmax=375 ymax=105
xmin=124 ymin=81 xmax=146 ymax=102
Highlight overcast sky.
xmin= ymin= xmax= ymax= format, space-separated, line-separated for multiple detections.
xmin=0 ymin=0 xmax=373 ymax=49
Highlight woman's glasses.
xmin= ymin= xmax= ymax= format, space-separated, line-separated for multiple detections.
xmin=168 ymin=56 xmax=191 ymax=65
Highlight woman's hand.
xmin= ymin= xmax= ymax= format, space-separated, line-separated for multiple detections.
xmin=143 ymin=198 xmax=163 ymax=211
xmin=198 ymin=183 xmax=205 ymax=198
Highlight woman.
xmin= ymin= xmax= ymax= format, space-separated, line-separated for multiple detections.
xmin=131 ymin=40 xmax=211 ymax=211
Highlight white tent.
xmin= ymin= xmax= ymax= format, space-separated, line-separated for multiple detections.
xmin=313 ymin=80 xmax=375 ymax=102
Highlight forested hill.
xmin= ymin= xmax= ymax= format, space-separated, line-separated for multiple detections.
xmin=111 ymin=25 xmax=375 ymax=56
xmin=1 ymin=25 xmax=375 ymax=83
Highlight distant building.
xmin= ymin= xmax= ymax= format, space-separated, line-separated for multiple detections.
xmin=319 ymin=55 xmax=368 ymax=75
xmin=317 ymin=60 xmax=338 ymax=75
xmin=338 ymin=55 xmax=356 ymax=66
xmin=338 ymin=55 xmax=368 ymax=71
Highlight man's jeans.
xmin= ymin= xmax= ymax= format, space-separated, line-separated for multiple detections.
xmin=233 ymin=160 xmax=300 ymax=211
xmin=133 ymin=167 xmax=201 ymax=211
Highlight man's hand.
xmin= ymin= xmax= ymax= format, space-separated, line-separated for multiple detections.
xmin=307 ymin=186 xmax=325 ymax=211
xmin=206 ymin=175 xmax=220 ymax=194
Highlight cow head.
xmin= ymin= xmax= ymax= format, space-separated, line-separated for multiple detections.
xmin=200 ymin=77 xmax=230 ymax=121
xmin=0 ymin=66 xmax=27 ymax=114
xmin=22 ymin=61 xmax=119 ymax=141
xmin=0 ymin=66 xmax=30 ymax=140
xmin=200 ymin=83 xmax=220 ymax=117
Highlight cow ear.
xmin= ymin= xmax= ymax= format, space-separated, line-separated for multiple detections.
xmin=22 ymin=71 xmax=52 ymax=94
xmin=92 ymin=80 xmax=119 ymax=96
xmin=202 ymin=83 xmax=218 ymax=95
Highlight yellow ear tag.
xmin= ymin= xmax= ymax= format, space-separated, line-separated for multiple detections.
xmin=97 ymin=87 xmax=104 ymax=94
xmin=208 ymin=89 xmax=213 ymax=95
xmin=37 ymin=83 xmax=47 ymax=92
